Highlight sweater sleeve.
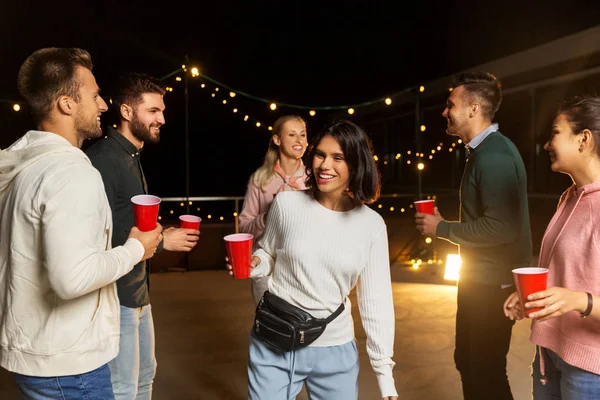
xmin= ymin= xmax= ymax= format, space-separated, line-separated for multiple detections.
xmin=436 ymin=153 xmax=524 ymax=248
xmin=41 ymin=163 xmax=140 ymax=300
xmin=357 ymin=226 xmax=398 ymax=398
xmin=251 ymin=195 xmax=282 ymax=278
xmin=239 ymin=177 xmax=268 ymax=238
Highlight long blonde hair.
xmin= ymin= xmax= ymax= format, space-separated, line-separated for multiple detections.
xmin=252 ymin=115 xmax=306 ymax=191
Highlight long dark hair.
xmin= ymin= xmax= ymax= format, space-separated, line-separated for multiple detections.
xmin=305 ymin=120 xmax=380 ymax=205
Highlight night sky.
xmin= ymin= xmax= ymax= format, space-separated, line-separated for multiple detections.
xmin=2 ymin=1 xmax=600 ymax=200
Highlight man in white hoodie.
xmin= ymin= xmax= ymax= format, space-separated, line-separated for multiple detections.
xmin=0 ymin=48 xmax=163 ymax=399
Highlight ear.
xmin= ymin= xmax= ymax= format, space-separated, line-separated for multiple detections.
xmin=120 ymin=104 xmax=133 ymax=122
xmin=272 ymin=134 xmax=281 ymax=146
xmin=581 ymin=129 xmax=593 ymax=147
xmin=469 ymin=103 xmax=480 ymax=118
xmin=57 ymin=95 xmax=74 ymax=116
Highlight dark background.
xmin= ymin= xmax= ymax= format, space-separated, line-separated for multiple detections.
xmin=2 ymin=1 xmax=600 ymax=201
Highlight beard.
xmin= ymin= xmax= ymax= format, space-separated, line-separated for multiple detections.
xmin=75 ymin=109 xmax=102 ymax=142
xmin=131 ymin=114 xmax=160 ymax=144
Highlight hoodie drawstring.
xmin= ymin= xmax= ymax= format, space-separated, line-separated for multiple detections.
xmin=538 ymin=346 xmax=548 ymax=385
xmin=536 ymin=187 xmax=585 ymax=385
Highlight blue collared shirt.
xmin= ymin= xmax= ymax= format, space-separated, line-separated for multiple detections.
xmin=465 ymin=123 xmax=499 ymax=150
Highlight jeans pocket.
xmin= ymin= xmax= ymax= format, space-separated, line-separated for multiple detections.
xmin=13 ymin=373 xmax=62 ymax=399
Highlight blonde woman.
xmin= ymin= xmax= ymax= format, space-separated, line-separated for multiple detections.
xmin=239 ymin=115 xmax=308 ymax=304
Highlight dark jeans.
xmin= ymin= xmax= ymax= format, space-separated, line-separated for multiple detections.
xmin=455 ymin=280 xmax=515 ymax=400
xmin=13 ymin=363 xmax=114 ymax=400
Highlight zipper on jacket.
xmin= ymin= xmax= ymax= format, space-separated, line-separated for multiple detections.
xmin=300 ymin=330 xmax=305 ymax=343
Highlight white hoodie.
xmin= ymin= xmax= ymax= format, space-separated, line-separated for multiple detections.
xmin=0 ymin=131 xmax=144 ymax=377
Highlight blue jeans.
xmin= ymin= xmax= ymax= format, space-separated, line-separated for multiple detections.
xmin=533 ymin=347 xmax=600 ymax=400
xmin=248 ymin=333 xmax=359 ymax=400
xmin=13 ymin=363 xmax=114 ymax=399
xmin=108 ymin=304 xmax=157 ymax=400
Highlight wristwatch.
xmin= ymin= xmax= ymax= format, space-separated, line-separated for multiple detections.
xmin=581 ymin=292 xmax=593 ymax=318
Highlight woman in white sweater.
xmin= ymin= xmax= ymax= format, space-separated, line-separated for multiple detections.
xmin=229 ymin=120 xmax=398 ymax=399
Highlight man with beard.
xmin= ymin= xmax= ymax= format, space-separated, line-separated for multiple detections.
xmin=415 ymin=72 xmax=531 ymax=400
xmin=0 ymin=49 xmax=162 ymax=398
xmin=86 ymin=73 xmax=200 ymax=399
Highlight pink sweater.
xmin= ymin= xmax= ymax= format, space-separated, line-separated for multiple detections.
xmin=239 ymin=166 xmax=307 ymax=240
xmin=530 ymin=182 xmax=600 ymax=375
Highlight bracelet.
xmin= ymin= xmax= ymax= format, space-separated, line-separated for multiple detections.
xmin=580 ymin=292 xmax=593 ymax=318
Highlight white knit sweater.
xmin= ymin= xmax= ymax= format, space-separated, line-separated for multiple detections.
xmin=253 ymin=190 xmax=397 ymax=398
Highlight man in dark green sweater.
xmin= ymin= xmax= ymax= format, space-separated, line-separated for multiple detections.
xmin=415 ymin=72 xmax=531 ymax=400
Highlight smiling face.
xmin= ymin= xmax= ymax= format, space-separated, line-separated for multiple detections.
xmin=130 ymin=92 xmax=166 ymax=144
xmin=311 ymin=135 xmax=350 ymax=198
xmin=544 ymin=113 xmax=582 ymax=174
xmin=442 ymin=85 xmax=471 ymax=140
xmin=73 ymin=66 xmax=108 ymax=142
xmin=273 ymin=119 xmax=307 ymax=159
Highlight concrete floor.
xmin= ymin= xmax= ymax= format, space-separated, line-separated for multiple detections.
xmin=0 ymin=264 xmax=535 ymax=399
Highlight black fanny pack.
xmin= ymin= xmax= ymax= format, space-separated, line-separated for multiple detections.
xmin=253 ymin=291 xmax=345 ymax=353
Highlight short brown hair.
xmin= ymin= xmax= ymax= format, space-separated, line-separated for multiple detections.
xmin=452 ymin=72 xmax=502 ymax=120
xmin=17 ymin=48 xmax=93 ymax=124
xmin=111 ymin=73 xmax=165 ymax=112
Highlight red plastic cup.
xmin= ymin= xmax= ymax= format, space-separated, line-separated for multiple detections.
xmin=179 ymin=215 xmax=202 ymax=230
xmin=224 ymin=233 xmax=253 ymax=279
xmin=512 ymin=267 xmax=549 ymax=317
xmin=131 ymin=195 xmax=161 ymax=232
xmin=414 ymin=200 xmax=435 ymax=215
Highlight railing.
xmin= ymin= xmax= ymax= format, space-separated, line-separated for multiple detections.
xmin=161 ymin=196 xmax=244 ymax=233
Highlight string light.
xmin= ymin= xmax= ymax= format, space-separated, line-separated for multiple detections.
xmin=270 ymin=103 xmax=277 ymax=111
xmin=229 ymin=92 xmax=236 ymax=97
xmin=348 ymin=108 xmax=355 ymax=115
xmin=420 ymin=125 xmax=426 ymax=132
xmin=390 ymin=207 xmax=395 ymax=211
xmin=425 ymin=237 xmax=433 ymax=244
xmin=207 ymin=215 xmax=212 ymax=219
xmin=309 ymin=110 xmax=316 ymax=116
xmin=407 ymin=160 xmax=412 ymax=165
xmin=385 ymin=98 xmax=392 ymax=105
xmin=244 ymin=115 xmax=249 ymax=121
xmin=256 ymin=122 xmax=261 ymax=127
xmin=201 ymin=84 xmax=205 ymax=88
xmin=211 ymin=93 xmax=215 ymax=97
xmin=222 ymin=100 xmax=227 ymax=104
xmin=437 ymin=146 xmax=442 ymax=151
xmin=180 ymin=202 xmax=184 ymax=207
xmin=395 ymin=153 xmax=401 ymax=159
xmin=191 ymin=67 xmax=200 ymax=77
xmin=268 ymin=126 xmax=273 ymax=131
xmin=419 ymin=86 xmax=425 ymax=92
xmin=214 ymin=87 xmax=219 ymax=91
xmin=378 ymin=204 xmax=383 ymax=209
xmin=12 ymin=104 xmax=20 ymax=112
xmin=373 ymin=155 xmax=379 ymax=161
xmin=417 ymin=162 xmax=425 ymax=170
xmin=176 ymin=77 xmax=182 ymax=82
xmin=188 ymin=201 xmax=192 ymax=205
xmin=233 ymin=212 xmax=238 ymax=217
xmin=219 ymin=216 xmax=224 ymax=221
xmin=233 ymin=108 xmax=238 ymax=113
xmin=170 ymin=210 xmax=174 ymax=214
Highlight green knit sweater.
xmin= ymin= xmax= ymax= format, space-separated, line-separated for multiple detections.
xmin=436 ymin=131 xmax=532 ymax=285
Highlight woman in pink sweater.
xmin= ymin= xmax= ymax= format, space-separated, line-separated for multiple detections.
xmin=239 ymin=115 xmax=308 ymax=304
xmin=504 ymin=96 xmax=600 ymax=399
